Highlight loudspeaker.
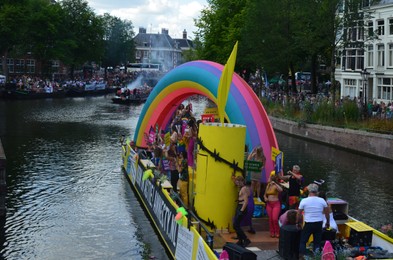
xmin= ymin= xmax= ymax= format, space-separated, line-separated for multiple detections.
xmin=223 ymin=242 xmax=257 ymax=260
xmin=278 ymin=225 xmax=301 ymax=260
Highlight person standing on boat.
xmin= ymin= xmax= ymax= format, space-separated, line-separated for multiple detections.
xmin=297 ymin=183 xmax=329 ymax=259
xmin=233 ymin=175 xmax=251 ymax=247
xmin=177 ymin=151 xmax=189 ymax=207
xmin=166 ymin=143 xmax=179 ymax=193
xmin=239 ymin=180 xmax=256 ymax=234
xmin=247 ymin=146 xmax=265 ymax=202
xmin=264 ymin=173 xmax=283 ymax=238
xmin=279 ymin=165 xmax=303 ymax=209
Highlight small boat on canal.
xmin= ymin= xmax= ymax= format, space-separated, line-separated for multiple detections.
xmin=120 ymin=54 xmax=393 ymax=259
xmin=111 ymin=92 xmax=150 ymax=105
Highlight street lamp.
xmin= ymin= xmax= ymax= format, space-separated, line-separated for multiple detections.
xmin=360 ymin=68 xmax=370 ymax=118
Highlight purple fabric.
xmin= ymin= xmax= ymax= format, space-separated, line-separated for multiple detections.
xmin=187 ymin=137 xmax=195 ymax=167
xmin=241 ymin=193 xmax=255 ymax=227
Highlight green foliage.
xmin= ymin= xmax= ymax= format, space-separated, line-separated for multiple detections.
xmin=59 ymin=0 xmax=105 ymax=70
xmin=194 ymin=0 xmax=378 ymax=95
xmin=194 ymin=0 xmax=248 ymax=64
xmin=101 ymin=14 xmax=135 ymax=67
xmin=1 ymin=0 xmax=133 ymax=78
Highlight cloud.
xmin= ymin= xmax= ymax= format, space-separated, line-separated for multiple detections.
xmin=86 ymin=0 xmax=206 ymax=39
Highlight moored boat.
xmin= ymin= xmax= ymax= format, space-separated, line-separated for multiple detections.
xmin=66 ymin=82 xmax=113 ymax=97
xmin=2 ymin=89 xmax=67 ymax=99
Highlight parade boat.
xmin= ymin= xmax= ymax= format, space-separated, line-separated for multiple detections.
xmin=120 ymin=43 xmax=280 ymax=259
xmin=120 ymin=52 xmax=393 ymax=259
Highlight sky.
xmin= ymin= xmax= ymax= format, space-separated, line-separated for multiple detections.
xmin=86 ymin=0 xmax=208 ymax=39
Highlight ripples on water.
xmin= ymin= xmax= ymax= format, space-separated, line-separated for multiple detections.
xmin=276 ymin=131 xmax=393 ymax=228
xmin=1 ymin=96 xmax=392 ymax=259
xmin=0 ymin=97 xmax=169 ymax=259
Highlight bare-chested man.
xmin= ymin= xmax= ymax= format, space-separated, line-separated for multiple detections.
xmin=233 ymin=175 xmax=251 ymax=247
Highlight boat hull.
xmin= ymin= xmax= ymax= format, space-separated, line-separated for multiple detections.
xmin=121 ymin=145 xmax=218 ymax=259
xmin=2 ymin=90 xmax=67 ymax=99
xmin=111 ymin=95 xmax=147 ymax=105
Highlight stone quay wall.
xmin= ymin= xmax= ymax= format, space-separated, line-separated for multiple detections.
xmin=269 ymin=117 xmax=393 ymax=162
xmin=0 ymin=139 xmax=6 ymax=217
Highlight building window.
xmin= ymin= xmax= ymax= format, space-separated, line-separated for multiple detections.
xmin=26 ymin=59 xmax=35 ymax=73
xmin=357 ymin=24 xmax=364 ymax=41
xmin=336 ymin=50 xmax=342 ymax=68
xmin=377 ymin=20 xmax=384 ymax=36
xmin=346 ymin=49 xmax=356 ymax=70
xmin=390 ymin=18 xmax=393 ymax=35
xmin=51 ymin=60 xmax=60 ymax=73
xmin=136 ymin=50 xmax=141 ymax=59
xmin=343 ymin=78 xmax=357 ymax=98
xmin=15 ymin=59 xmax=25 ymax=73
xmin=377 ymin=44 xmax=385 ymax=67
xmin=377 ymin=77 xmax=393 ymax=100
xmin=368 ymin=21 xmax=374 ymax=37
xmin=389 ymin=44 xmax=393 ymax=67
xmin=367 ymin=45 xmax=374 ymax=67
xmin=356 ymin=49 xmax=364 ymax=70
xmin=345 ymin=49 xmax=363 ymax=70
xmin=7 ymin=58 xmax=14 ymax=73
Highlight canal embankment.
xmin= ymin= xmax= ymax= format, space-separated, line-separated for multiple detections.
xmin=0 ymin=139 xmax=5 ymax=217
xmin=269 ymin=117 xmax=393 ymax=162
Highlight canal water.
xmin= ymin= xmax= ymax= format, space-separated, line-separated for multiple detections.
xmin=0 ymin=96 xmax=392 ymax=259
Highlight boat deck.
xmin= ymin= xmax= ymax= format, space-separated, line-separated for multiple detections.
xmin=212 ymin=216 xmax=283 ymax=258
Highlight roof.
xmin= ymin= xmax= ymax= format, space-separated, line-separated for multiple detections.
xmin=133 ymin=32 xmax=177 ymax=49
xmin=174 ymin=38 xmax=194 ymax=49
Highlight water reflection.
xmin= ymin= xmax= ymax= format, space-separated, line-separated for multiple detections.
xmin=276 ymin=131 xmax=393 ymax=228
xmin=0 ymin=97 xmax=168 ymax=259
xmin=0 ymin=96 xmax=392 ymax=258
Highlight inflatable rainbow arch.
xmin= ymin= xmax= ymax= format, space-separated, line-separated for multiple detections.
xmin=133 ymin=60 xmax=278 ymax=182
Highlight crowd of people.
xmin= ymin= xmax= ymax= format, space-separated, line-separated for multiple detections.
xmin=231 ymin=152 xmax=338 ymax=258
xmin=134 ymin=102 xmax=198 ymax=208
xmin=261 ymin=87 xmax=393 ymax=120
xmin=1 ymin=69 xmax=163 ymax=94
xmin=135 ymin=112 xmax=337 ymax=257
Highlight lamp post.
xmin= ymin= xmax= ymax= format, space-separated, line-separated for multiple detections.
xmin=361 ymin=68 xmax=370 ymax=118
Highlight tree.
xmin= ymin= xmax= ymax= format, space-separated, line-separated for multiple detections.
xmin=22 ymin=0 xmax=66 ymax=77
xmin=101 ymin=14 xmax=135 ymax=68
xmin=194 ymin=0 xmax=248 ymax=65
xmin=239 ymin=0 xmax=294 ymax=88
xmin=0 ymin=0 xmax=29 ymax=78
xmin=59 ymin=0 xmax=105 ymax=78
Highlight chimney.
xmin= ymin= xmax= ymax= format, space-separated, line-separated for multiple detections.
xmin=183 ymin=29 xmax=187 ymax=39
xmin=161 ymin=28 xmax=168 ymax=35
xmin=139 ymin=27 xmax=146 ymax=34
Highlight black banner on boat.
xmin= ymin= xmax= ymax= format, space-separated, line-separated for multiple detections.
xmin=129 ymin=157 xmax=179 ymax=255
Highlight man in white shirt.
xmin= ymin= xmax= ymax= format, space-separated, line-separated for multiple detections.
xmin=297 ymin=183 xmax=329 ymax=259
